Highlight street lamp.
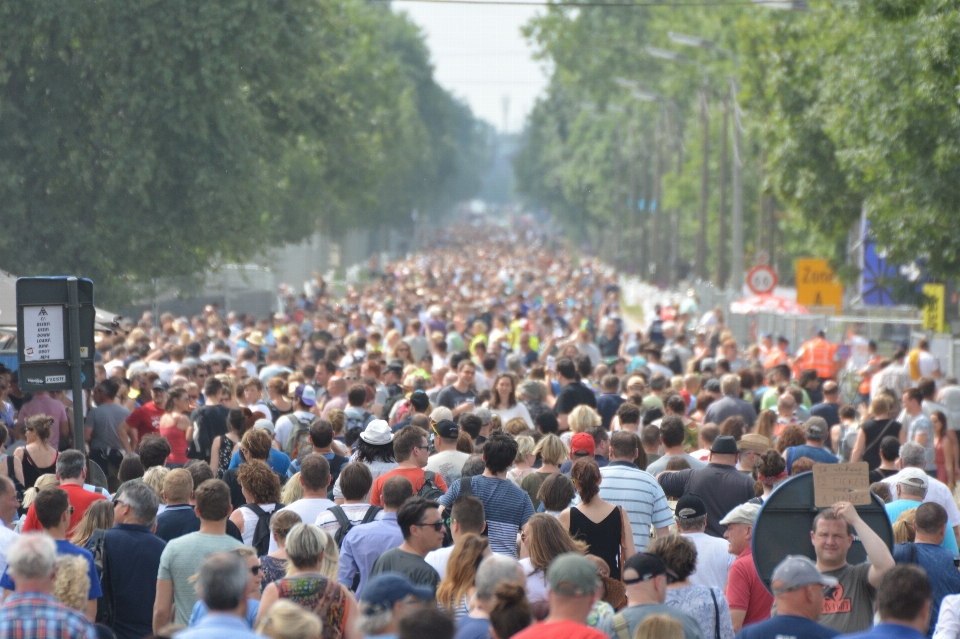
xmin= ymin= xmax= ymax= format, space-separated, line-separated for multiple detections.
xmin=668 ymin=31 xmax=745 ymax=295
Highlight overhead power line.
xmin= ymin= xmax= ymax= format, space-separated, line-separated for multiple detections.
xmin=386 ymin=0 xmax=802 ymax=8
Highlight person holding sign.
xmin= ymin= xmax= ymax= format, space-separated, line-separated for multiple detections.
xmin=809 ymin=502 xmax=895 ymax=634
xmin=735 ymin=555 xmax=840 ymax=639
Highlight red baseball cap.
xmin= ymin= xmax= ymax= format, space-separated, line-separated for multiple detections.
xmin=570 ymin=432 xmax=595 ymax=456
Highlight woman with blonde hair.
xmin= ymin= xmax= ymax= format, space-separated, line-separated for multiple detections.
xmin=634 ymin=614 xmax=684 ymax=639
xmin=565 ymin=405 xmax=602 ymax=446
xmin=257 ymin=523 xmax=359 ymax=639
xmin=52 ymin=555 xmax=91 ymax=612
xmin=893 ymin=508 xmax=917 ymax=544
xmin=755 ymin=409 xmax=777 ymax=443
xmin=282 ymin=472 xmax=305 ymax=505
xmin=159 ymin=388 xmax=191 ymax=467
xmin=436 ymin=533 xmax=491 ymax=620
xmin=518 ymin=513 xmax=588 ymax=605
xmin=520 ymin=434 xmax=567 ymax=511
xmin=20 ymin=473 xmax=58 ymax=512
xmin=489 ymin=374 xmax=533 ymax=430
xmin=143 ymin=466 xmax=171 ymax=503
xmin=256 ymin=600 xmax=323 ymax=639
xmin=70 ymin=499 xmax=114 ymax=548
xmin=261 ymin=510 xmax=303 ymax=591
xmin=506 ymin=435 xmax=536 ymax=486
xmin=14 ymin=414 xmax=58 ymax=489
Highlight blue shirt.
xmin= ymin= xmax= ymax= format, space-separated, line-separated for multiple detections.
xmin=0 ymin=539 xmax=102 ymax=600
xmin=810 ymin=402 xmax=841 ymax=427
xmin=886 ymin=502 xmax=959 ymax=554
xmin=174 ymin=612 xmax=261 ymax=639
xmin=0 ymin=591 xmax=97 ymax=639
xmin=228 ymin=447 xmax=291 ymax=475
xmin=734 ymin=614 xmax=839 ymax=639
xmin=785 ymin=445 xmax=838 ymax=473
xmin=842 ymin=622 xmax=926 ymax=639
xmin=892 ymin=542 xmax=960 ymax=635
xmin=454 ymin=616 xmax=492 ymax=639
xmin=339 ymin=512 xmax=403 ymax=596
xmin=438 ymin=475 xmax=534 ymax=557
xmin=189 ymin=598 xmax=259 ymax=628
xmin=105 ymin=523 xmax=167 ymax=639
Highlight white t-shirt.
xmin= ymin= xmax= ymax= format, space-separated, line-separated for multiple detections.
xmin=275 ymin=410 xmax=314 ymax=450
xmin=0 ymin=525 xmax=18 ymax=576
xmin=683 ymin=531 xmax=735 ymax=590
xmin=425 ymin=546 xmax=455 ymax=581
xmin=425 ymin=451 xmax=471 ymax=486
xmin=520 ymin=557 xmax=549 ymax=604
xmin=491 ymin=404 xmax=533 ymax=430
xmin=918 ymin=351 xmax=941 ymax=381
xmin=268 ymin=497 xmax=335 ymax=553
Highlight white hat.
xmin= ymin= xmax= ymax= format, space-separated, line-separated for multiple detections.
xmin=253 ymin=418 xmax=275 ymax=435
xmin=896 ymin=467 xmax=929 ymax=490
xmin=720 ymin=502 xmax=761 ymax=527
xmin=430 ymin=406 xmax=453 ymax=423
xmin=360 ymin=420 xmax=394 ymax=446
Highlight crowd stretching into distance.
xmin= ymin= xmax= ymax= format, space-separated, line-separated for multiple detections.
xmin=0 ymin=222 xmax=958 ymax=639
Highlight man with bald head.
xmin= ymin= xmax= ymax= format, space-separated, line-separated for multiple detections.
xmin=736 ymin=555 xmax=840 ymax=639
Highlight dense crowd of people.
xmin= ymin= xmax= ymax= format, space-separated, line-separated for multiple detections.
xmin=0 ymin=222 xmax=958 ymax=639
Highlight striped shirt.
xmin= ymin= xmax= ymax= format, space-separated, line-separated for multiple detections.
xmin=0 ymin=592 xmax=97 ymax=639
xmin=598 ymin=461 xmax=673 ymax=551
xmin=439 ymin=475 xmax=534 ymax=556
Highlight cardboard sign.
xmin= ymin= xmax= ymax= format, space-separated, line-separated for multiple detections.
xmin=813 ymin=462 xmax=871 ymax=507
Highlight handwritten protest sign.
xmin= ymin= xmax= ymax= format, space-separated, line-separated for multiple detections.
xmin=813 ymin=462 xmax=871 ymax=507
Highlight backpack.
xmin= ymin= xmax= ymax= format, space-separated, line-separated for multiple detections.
xmin=381 ymin=388 xmax=405 ymax=421
xmin=86 ymin=529 xmax=115 ymax=626
xmin=244 ymin=503 xmax=282 ymax=556
xmin=329 ymin=504 xmax=382 ymax=547
xmin=284 ymin=413 xmax=314 ymax=461
xmin=417 ymin=470 xmax=446 ymax=502
xmin=344 ymin=410 xmax=374 ymax=440
xmin=441 ymin=474 xmax=478 ymax=547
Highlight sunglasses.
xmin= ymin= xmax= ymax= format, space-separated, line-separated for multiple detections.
xmin=414 ymin=521 xmax=445 ymax=532
xmin=250 ymin=565 xmax=261 ymax=576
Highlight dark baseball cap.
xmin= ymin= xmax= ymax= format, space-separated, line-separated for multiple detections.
xmin=360 ymin=572 xmax=433 ymax=612
xmin=704 ymin=378 xmax=722 ymax=393
xmin=622 ymin=553 xmax=670 ymax=584
xmin=433 ymin=419 xmax=459 ymax=440
xmin=152 ymin=380 xmax=170 ymax=392
xmin=675 ymin=493 xmax=707 ymax=520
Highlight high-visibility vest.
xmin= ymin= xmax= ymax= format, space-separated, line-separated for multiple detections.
xmin=796 ymin=337 xmax=838 ymax=379
xmin=858 ymin=355 xmax=883 ymax=394
xmin=764 ymin=348 xmax=789 ymax=369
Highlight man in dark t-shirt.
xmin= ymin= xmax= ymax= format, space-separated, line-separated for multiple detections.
xmin=435 ymin=360 xmax=478 ymax=418
xmin=554 ymin=357 xmax=597 ymax=432
xmin=370 ymin=497 xmax=443 ymax=592
xmin=189 ymin=378 xmax=230 ymax=462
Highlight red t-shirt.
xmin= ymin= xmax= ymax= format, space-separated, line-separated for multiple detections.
xmin=126 ymin=401 xmax=165 ymax=442
xmin=726 ymin=547 xmax=774 ymax=627
xmin=369 ymin=467 xmax=447 ymax=507
xmin=513 ymin=619 xmax=606 ymax=639
xmin=22 ymin=483 xmax=108 ymax=536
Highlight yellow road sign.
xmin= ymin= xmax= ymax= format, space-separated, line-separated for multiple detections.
xmin=923 ymin=283 xmax=946 ymax=333
xmin=796 ymin=259 xmax=843 ymax=312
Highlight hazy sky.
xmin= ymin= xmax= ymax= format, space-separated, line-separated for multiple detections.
xmin=395 ymin=0 xmax=550 ymax=133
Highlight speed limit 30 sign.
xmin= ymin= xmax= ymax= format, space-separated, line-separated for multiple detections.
xmin=747 ymin=265 xmax=778 ymax=295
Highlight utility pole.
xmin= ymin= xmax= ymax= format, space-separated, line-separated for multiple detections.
xmin=716 ymin=97 xmax=730 ymax=288
xmin=730 ymin=76 xmax=745 ymax=293
xmin=696 ymin=84 xmax=710 ymax=281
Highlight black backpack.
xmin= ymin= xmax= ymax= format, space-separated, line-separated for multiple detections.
xmin=329 ymin=504 xmax=382 ymax=547
xmin=86 ymin=529 xmax=114 ymax=626
xmin=244 ymin=503 xmax=283 ymax=556
xmin=417 ymin=471 xmax=446 ymax=502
